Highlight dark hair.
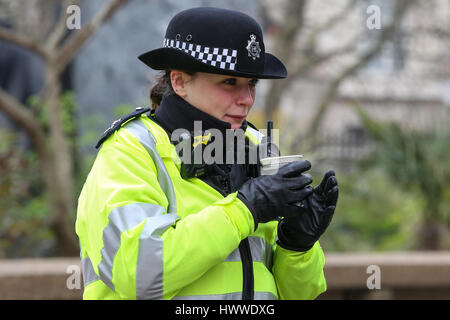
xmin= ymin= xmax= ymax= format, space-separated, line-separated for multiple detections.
xmin=150 ymin=69 xmax=196 ymax=109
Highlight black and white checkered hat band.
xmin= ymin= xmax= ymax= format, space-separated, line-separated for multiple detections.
xmin=163 ymin=38 xmax=238 ymax=71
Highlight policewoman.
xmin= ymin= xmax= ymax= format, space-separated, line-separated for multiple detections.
xmin=76 ymin=7 xmax=338 ymax=300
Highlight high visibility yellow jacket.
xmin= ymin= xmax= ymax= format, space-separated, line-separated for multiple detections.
xmin=76 ymin=113 xmax=327 ymax=300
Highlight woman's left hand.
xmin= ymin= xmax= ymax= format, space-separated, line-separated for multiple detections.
xmin=276 ymin=170 xmax=338 ymax=252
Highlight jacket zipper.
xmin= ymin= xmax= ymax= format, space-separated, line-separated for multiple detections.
xmin=239 ymin=238 xmax=254 ymax=300
xmin=220 ymin=174 xmax=254 ymax=300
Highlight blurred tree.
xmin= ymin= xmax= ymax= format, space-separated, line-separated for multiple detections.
xmin=0 ymin=94 xmax=128 ymax=258
xmin=355 ymin=106 xmax=450 ymax=250
xmin=0 ymin=0 xmax=131 ymax=256
xmin=0 ymin=127 xmax=53 ymax=258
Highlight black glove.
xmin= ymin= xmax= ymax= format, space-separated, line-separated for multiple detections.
xmin=237 ymin=160 xmax=314 ymax=230
xmin=277 ymin=170 xmax=338 ymax=251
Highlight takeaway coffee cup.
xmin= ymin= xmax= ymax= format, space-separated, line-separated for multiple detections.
xmin=259 ymin=155 xmax=304 ymax=175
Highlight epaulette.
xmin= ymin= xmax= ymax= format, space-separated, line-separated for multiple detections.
xmin=95 ymin=107 xmax=151 ymax=149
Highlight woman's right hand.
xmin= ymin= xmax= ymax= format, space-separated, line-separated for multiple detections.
xmin=237 ymin=160 xmax=314 ymax=230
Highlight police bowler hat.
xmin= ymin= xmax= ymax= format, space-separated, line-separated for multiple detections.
xmin=138 ymin=7 xmax=287 ymax=79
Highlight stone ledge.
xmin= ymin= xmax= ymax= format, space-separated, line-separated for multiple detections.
xmin=0 ymin=258 xmax=82 ymax=300
xmin=324 ymin=251 xmax=450 ymax=289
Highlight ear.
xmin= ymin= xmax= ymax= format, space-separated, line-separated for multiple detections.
xmin=170 ymin=70 xmax=191 ymax=98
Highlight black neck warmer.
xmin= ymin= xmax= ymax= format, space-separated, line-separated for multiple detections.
xmin=154 ymin=93 xmax=247 ymax=137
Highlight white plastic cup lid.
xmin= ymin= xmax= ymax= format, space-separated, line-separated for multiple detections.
xmin=260 ymin=155 xmax=304 ymax=166
xmin=260 ymin=155 xmax=304 ymax=175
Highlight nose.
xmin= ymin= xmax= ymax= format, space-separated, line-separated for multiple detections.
xmin=236 ymin=83 xmax=255 ymax=107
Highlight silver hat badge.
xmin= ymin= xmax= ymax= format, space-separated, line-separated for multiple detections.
xmin=246 ymin=34 xmax=261 ymax=60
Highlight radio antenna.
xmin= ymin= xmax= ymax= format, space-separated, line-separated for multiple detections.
xmin=267 ymin=120 xmax=273 ymax=157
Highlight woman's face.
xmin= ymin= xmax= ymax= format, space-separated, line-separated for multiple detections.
xmin=172 ymin=71 xmax=258 ymax=130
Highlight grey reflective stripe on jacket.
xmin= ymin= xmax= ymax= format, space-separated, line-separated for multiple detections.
xmin=96 ymin=202 xmax=176 ymax=299
xmin=81 ymin=256 xmax=99 ymax=286
xmin=126 ymin=120 xmax=177 ymax=214
xmin=223 ymin=236 xmax=274 ymax=271
xmin=82 ymin=118 xmax=179 ymax=299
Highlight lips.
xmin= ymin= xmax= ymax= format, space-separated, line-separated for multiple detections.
xmin=226 ymin=115 xmax=246 ymax=121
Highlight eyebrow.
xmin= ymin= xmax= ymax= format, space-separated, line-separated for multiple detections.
xmin=219 ymin=77 xmax=259 ymax=84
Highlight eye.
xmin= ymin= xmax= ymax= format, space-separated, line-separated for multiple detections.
xmin=223 ymin=78 xmax=237 ymax=86
xmin=249 ymin=78 xmax=259 ymax=87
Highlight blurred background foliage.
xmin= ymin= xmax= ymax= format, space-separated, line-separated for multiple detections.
xmin=321 ymin=107 xmax=450 ymax=252
xmin=320 ymin=167 xmax=424 ymax=252
xmin=0 ymin=92 xmax=135 ymax=258
xmin=0 ymin=129 xmax=51 ymax=258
